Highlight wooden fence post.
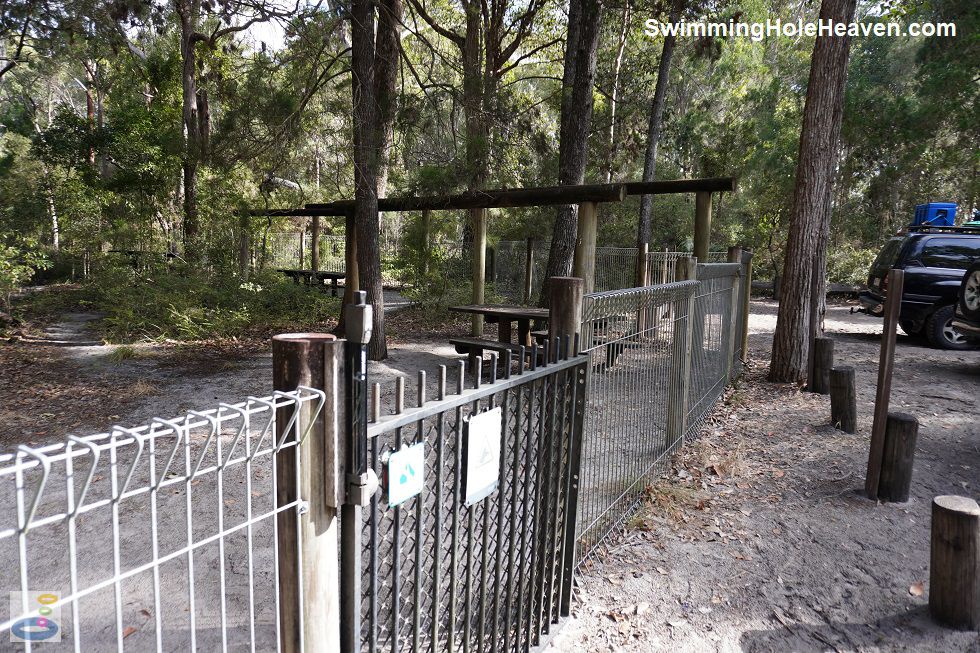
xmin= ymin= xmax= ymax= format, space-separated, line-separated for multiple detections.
xmin=693 ymin=192 xmax=712 ymax=261
xmin=878 ymin=412 xmax=918 ymax=502
xmin=298 ymin=230 xmax=305 ymax=269
xmin=573 ymin=202 xmax=598 ymax=294
xmin=667 ymin=257 xmax=697 ymax=446
xmin=523 ymin=237 xmax=535 ymax=304
xmin=829 ymin=366 xmax=857 ymax=433
xmin=740 ymin=249 xmax=752 ymax=363
xmin=635 ymin=242 xmax=649 ymax=288
xmin=311 ymin=215 xmax=321 ymax=273
xmin=471 ymin=208 xmax=488 ymax=336
xmin=486 ymin=245 xmax=497 ymax=285
xmin=809 ymin=337 xmax=834 ymax=394
xmin=548 ymin=276 xmax=584 ymax=348
xmin=726 ymin=247 xmax=742 ymax=380
xmin=929 ymin=495 xmax=980 ymax=630
xmin=273 ymin=333 xmax=343 ymax=653
xmin=865 ymin=268 xmax=905 ymax=499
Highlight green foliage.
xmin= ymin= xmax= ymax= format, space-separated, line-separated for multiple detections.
xmin=826 ymin=245 xmax=876 ymax=286
xmin=0 ymin=235 xmax=51 ymax=308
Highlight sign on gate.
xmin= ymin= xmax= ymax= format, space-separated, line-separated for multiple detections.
xmin=463 ymin=407 xmax=503 ymax=505
xmin=385 ymin=442 xmax=425 ymax=507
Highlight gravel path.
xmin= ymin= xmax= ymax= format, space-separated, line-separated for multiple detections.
xmin=549 ymin=299 xmax=980 ymax=652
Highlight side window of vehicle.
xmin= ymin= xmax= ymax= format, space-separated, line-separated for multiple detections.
xmin=919 ymin=238 xmax=980 ymax=269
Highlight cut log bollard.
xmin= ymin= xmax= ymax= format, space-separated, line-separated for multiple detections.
xmin=929 ymin=495 xmax=980 ymax=630
xmin=829 ymin=366 xmax=857 ymax=433
xmin=877 ymin=412 xmax=918 ymax=503
xmin=809 ymin=337 xmax=834 ymax=394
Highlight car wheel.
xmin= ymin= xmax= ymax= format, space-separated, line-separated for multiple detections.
xmin=899 ymin=319 xmax=922 ymax=337
xmin=925 ymin=304 xmax=974 ymax=350
xmin=959 ymin=262 xmax=980 ymax=320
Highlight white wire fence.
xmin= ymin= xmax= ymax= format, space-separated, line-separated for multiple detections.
xmin=0 ymin=388 xmax=325 ymax=651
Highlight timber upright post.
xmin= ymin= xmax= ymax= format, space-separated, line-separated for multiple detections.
xmin=667 ymin=256 xmax=697 ymax=446
xmin=548 ymin=277 xmax=584 ymax=347
xmin=573 ymin=202 xmax=598 ymax=294
xmin=693 ymin=192 xmax=712 ymax=261
xmin=635 ymin=242 xmax=649 ymax=288
xmin=829 ymin=366 xmax=857 ymax=433
xmin=273 ymin=332 xmax=344 ymax=653
xmin=311 ymin=215 xmax=321 ymax=272
xmin=809 ymin=337 xmax=834 ymax=394
xmin=865 ymin=268 xmax=905 ymax=499
xmin=877 ymin=412 xmax=918 ymax=502
xmin=929 ymin=495 xmax=980 ymax=631
xmin=739 ymin=249 xmax=752 ymax=363
xmin=523 ymin=237 xmax=535 ymax=303
xmin=471 ymin=207 xmax=488 ymax=336
xmin=341 ymin=292 xmax=376 ymax=652
xmin=726 ymin=247 xmax=742 ymax=380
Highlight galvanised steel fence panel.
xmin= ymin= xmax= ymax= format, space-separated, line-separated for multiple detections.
xmin=686 ymin=263 xmax=741 ymax=438
xmin=575 ymin=281 xmax=698 ymax=558
xmin=0 ymin=388 xmax=324 ymax=652
xmin=357 ymin=348 xmax=587 ymax=653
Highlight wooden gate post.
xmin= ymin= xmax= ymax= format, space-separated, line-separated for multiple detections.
xmin=311 ymin=215 xmax=321 ymax=273
xmin=667 ymin=257 xmax=697 ymax=445
xmin=829 ymin=366 xmax=857 ymax=433
xmin=548 ymin=276 xmax=584 ymax=349
xmin=929 ymin=495 xmax=980 ymax=630
xmin=273 ymin=333 xmax=343 ymax=653
xmin=635 ymin=242 xmax=649 ymax=288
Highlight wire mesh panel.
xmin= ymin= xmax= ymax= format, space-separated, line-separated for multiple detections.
xmin=0 ymin=388 xmax=324 ymax=652
xmin=575 ymin=281 xmax=698 ymax=559
xmin=686 ymin=263 xmax=741 ymax=438
xmin=359 ymin=350 xmax=587 ymax=653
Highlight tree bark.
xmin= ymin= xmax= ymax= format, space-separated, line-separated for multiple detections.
xmin=604 ymin=2 xmax=631 ymax=183
xmin=177 ymin=1 xmax=203 ymax=251
xmin=374 ymin=0 xmax=402 ymax=198
xmin=351 ymin=0 xmax=387 ymax=360
xmin=637 ymin=0 xmax=684 ymax=247
xmin=769 ymin=0 xmax=857 ymax=383
xmin=541 ymin=0 xmax=603 ymax=305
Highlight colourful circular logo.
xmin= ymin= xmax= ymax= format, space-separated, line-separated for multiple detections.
xmin=11 ymin=616 xmax=60 ymax=641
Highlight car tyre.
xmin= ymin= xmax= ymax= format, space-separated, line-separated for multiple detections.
xmin=899 ymin=319 xmax=922 ymax=337
xmin=958 ymin=262 xmax=980 ymax=321
xmin=925 ymin=304 xmax=974 ymax=350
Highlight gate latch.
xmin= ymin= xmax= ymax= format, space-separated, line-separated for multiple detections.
xmin=347 ymin=470 xmax=379 ymax=506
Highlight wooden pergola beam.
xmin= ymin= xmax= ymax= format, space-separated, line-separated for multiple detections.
xmin=623 ymin=177 xmax=737 ymax=196
xmin=305 ymin=183 xmax=627 ymax=213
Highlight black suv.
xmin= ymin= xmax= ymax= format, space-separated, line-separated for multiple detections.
xmin=859 ymin=226 xmax=980 ymax=349
xmin=952 ymin=260 xmax=980 ymax=341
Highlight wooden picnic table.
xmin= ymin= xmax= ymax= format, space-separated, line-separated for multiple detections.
xmin=277 ymin=269 xmax=346 ymax=296
xmin=448 ymin=304 xmax=549 ymax=346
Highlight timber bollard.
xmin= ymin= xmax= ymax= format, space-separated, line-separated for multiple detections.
xmin=929 ymin=495 xmax=980 ymax=630
xmin=809 ymin=337 xmax=834 ymax=394
xmin=828 ymin=366 xmax=857 ymax=433
xmin=272 ymin=332 xmax=343 ymax=653
xmin=877 ymin=412 xmax=918 ymax=503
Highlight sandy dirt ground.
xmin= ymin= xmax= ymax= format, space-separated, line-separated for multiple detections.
xmin=548 ymin=299 xmax=980 ymax=652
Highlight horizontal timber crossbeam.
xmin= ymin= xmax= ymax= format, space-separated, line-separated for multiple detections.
xmin=623 ymin=177 xmax=736 ymax=195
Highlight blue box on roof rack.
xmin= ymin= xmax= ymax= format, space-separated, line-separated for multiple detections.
xmin=913 ymin=202 xmax=957 ymax=226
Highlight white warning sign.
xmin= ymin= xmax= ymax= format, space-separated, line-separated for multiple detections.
xmin=464 ymin=407 xmax=503 ymax=505
xmin=386 ymin=441 xmax=425 ymax=507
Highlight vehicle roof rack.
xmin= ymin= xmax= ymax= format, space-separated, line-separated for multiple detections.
xmin=907 ymin=224 xmax=980 ymax=234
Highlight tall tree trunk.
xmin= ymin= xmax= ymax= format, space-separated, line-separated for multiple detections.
xmin=541 ymin=0 xmax=603 ymax=303
xmin=351 ymin=0 xmax=387 ymax=360
xmin=637 ymin=0 xmax=684 ymax=247
xmin=178 ymin=2 xmax=203 ymax=252
xmin=374 ymin=0 xmax=402 ymax=198
xmin=769 ymin=0 xmax=857 ymax=383
xmin=604 ymin=2 xmax=630 ymax=183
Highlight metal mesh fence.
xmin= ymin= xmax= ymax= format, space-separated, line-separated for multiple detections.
xmin=0 ymin=388 xmax=324 ymax=652
xmin=575 ymin=260 xmax=745 ymax=561
xmin=361 ymin=352 xmax=586 ymax=653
